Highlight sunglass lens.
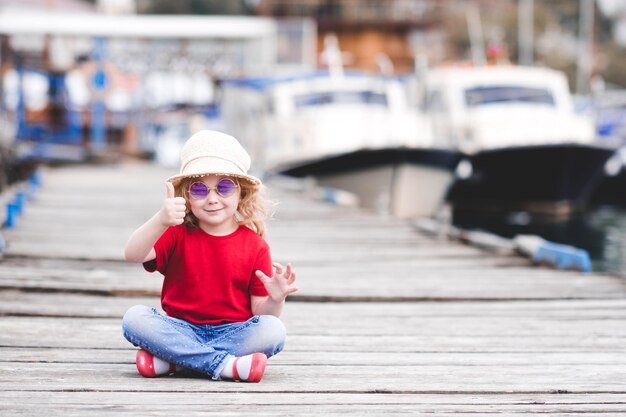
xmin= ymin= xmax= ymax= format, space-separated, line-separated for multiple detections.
xmin=189 ymin=182 xmax=208 ymax=199
xmin=217 ymin=178 xmax=237 ymax=197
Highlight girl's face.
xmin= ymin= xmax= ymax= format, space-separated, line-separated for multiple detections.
xmin=187 ymin=175 xmax=240 ymax=235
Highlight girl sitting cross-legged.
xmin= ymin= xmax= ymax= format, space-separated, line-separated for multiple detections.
xmin=122 ymin=130 xmax=298 ymax=382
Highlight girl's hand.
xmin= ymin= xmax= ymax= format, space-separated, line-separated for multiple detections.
xmin=160 ymin=182 xmax=186 ymax=227
xmin=256 ymin=262 xmax=298 ymax=302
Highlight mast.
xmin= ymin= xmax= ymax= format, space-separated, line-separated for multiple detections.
xmin=518 ymin=0 xmax=534 ymax=66
xmin=575 ymin=0 xmax=594 ymax=95
xmin=466 ymin=2 xmax=486 ymax=66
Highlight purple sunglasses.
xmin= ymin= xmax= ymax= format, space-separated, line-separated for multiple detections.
xmin=188 ymin=178 xmax=239 ymax=199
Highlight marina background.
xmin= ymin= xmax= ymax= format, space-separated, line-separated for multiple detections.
xmin=2 ymin=1 xmax=626 ymax=415
xmin=0 ymin=0 xmax=626 ymax=275
xmin=1 ymin=0 xmax=625 ymax=272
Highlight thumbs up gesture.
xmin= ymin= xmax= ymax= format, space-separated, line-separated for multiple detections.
xmin=159 ymin=182 xmax=187 ymax=227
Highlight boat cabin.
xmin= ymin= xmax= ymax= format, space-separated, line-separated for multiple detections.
xmin=221 ymin=71 xmax=433 ymax=173
xmin=414 ymin=65 xmax=596 ymax=154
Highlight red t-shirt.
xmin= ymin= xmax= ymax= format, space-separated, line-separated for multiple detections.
xmin=143 ymin=224 xmax=271 ymax=325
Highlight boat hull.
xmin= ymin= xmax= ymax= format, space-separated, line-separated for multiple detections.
xmin=279 ymin=148 xmax=462 ymax=219
xmin=447 ymin=144 xmax=616 ymax=217
xmin=589 ymin=147 xmax=626 ymax=207
xmin=590 ymin=171 xmax=626 ymax=207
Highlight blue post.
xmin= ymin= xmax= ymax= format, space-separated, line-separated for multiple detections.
xmin=15 ymin=66 xmax=27 ymax=141
xmin=26 ymin=172 xmax=41 ymax=200
xmin=0 ymin=231 xmax=5 ymax=257
xmin=29 ymin=171 xmax=42 ymax=187
xmin=90 ymin=37 xmax=107 ymax=154
xmin=5 ymin=202 xmax=19 ymax=229
xmin=15 ymin=191 xmax=26 ymax=214
xmin=90 ymin=100 xmax=106 ymax=152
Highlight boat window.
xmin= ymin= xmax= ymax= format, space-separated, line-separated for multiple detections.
xmin=464 ymin=86 xmax=555 ymax=107
xmin=294 ymin=91 xmax=388 ymax=108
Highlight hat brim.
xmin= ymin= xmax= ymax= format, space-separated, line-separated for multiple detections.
xmin=167 ymin=171 xmax=262 ymax=185
xmin=166 ymin=156 xmax=261 ymax=185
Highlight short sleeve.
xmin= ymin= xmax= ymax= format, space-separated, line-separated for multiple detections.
xmin=143 ymin=226 xmax=180 ymax=274
xmin=250 ymin=242 xmax=271 ymax=296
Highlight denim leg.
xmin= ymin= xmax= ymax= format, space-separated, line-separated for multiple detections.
xmin=209 ymin=315 xmax=287 ymax=378
xmin=121 ymin=305 xmax=229 ymax=379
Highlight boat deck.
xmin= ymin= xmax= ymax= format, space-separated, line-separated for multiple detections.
xmin=2 ymin=163 xmax=626 ymax=416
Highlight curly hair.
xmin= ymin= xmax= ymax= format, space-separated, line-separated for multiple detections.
xmin=174 ymin=175 xmax=270 ymax=238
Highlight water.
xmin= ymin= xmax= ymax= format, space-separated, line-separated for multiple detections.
xmin=452 ymin=206 xmax=626 ymax=277
xmin=588 ymin=207 xmax=626 ymax=276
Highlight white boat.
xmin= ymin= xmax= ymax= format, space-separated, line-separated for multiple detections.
xmin=221 ymin=70 xmax=462 ymax=219
xmin=413 ymin=65 xmax=617 ymax=216
xmin=588 ymin=90 xmax=626 ymax=207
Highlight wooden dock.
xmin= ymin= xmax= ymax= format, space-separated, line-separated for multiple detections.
xmin=2 ymin=162 xmax=626 ymax=416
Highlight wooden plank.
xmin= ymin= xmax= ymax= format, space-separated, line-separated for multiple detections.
xmin=2 ymin=240 xmax=508 ymax=263
xmin=1 ymin=361 xmax=626 ymax=393
xmin=3 ymin=392 xmax=626 ymax=417
xmin=4 ymin=347 xmax=626 ymax=368
xmin=1 ymin=259 xmax=623 ymax=300
xmin=5 ymin=226 xmax=447 ymax=246
xmin=0 ymin=275 xmax=622 ymax=300
xmin=5 ymin=290 xmax=626 ymax=319
xmin=4 ymin=291 xmax=626 ymax=319
xmin=6 ymin=390 xmax=626 ymax=405
xmin=3 ymin=305 xmax=626 ymax=351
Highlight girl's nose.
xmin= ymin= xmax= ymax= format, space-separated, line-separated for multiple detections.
xmin=206 ymin=189 xmax=220 ymax=203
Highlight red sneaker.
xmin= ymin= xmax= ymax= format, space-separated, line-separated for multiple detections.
xmin=232 ymin=352 xmax=267 ymax=383
xmin=135 ymin=349 xmax=176 ymax=378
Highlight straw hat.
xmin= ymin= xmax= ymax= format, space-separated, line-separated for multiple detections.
xmin=167 ymin=130 xmax=261 ymax=185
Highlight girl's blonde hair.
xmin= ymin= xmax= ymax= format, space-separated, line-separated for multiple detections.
xmin=174 ymin=175 xmax=270 ymax=238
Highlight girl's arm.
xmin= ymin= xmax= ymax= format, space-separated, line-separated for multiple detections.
xmin=250 ymin=295 xmax=285 ymax=317
xmin=251 ymin=262 xmax=298 ymax=317
xmin=124 ymin=183 xmax=186 ymax=263
xmin=124 ymin=212 xmax=167 ymax=263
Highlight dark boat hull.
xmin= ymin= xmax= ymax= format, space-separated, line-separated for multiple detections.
xmin=447 ymin=144 xmax=616 ymax=217
xmin=279 ymin=147 xmax=463 ymax=219
xmin=590 ymin=170 xmax=626 ymax=207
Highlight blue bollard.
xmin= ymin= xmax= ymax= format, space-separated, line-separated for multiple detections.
xmin=5 ymin=202 xmax=19 ymax=229
xmin=514 ymin=234 xmax=592 ymax=272
xmin=29 ymin=171 xmax=42 ymax=187
xmin=26 ymin=183 xmax=36 ymax=201
xmin=26 ymin=172 xmax=41 ymax=200
xmin=15 ymin=191 xmax=26 ymax=214
xmin=532 ymin=241 xmax=592 ymax=272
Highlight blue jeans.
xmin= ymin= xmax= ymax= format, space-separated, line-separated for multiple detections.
xmin=122 ymin=305 xmax=286 ymax=380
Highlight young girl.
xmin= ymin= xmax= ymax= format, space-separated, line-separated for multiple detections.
xmin=122 ymin=130 xmax=298 ymax=383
